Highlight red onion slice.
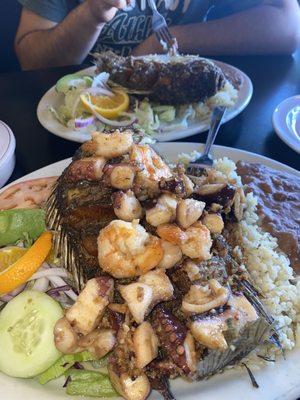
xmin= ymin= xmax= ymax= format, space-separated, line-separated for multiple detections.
xmin=30 ymin=268 xmax=69 ymax=280
xmin=48 ymin=276 xmax=78 ymax=301
xmin=91 ymin=72 xmax=110 ymax=88
xmin=74 ymin=115 xmax=95 ymax=129
xmin=91 ymin=108 xmax=136 ymax=127
xmin=0 ymin=294 xmax=13 ymax=302
xmin=32 ymin=277 xmax=49 ymax=292
xmin=9 ymin=283 xmax=27 ymax=297
xmin=47 ymin=285 xmax=71 ymax=297
xmin=85 ymin=87 xmax=113 ymax=97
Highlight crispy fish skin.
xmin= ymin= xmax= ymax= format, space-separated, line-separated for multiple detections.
xmin=95 ymin=52 xmax=226 ymax=105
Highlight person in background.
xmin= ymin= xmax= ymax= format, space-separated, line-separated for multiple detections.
xmin=15 ymin=0 xmax=300 ymax=70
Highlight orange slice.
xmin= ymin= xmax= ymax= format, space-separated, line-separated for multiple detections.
xmin=0 ymin=232 xmax=52 ymax=295
xmin=80 ymin=90 xmax=129 ymax=119
xmin=0 ymin=247 xmax=27 ymax=273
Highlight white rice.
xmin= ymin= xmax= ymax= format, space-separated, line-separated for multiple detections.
xmin=214 ymin=157 xmax=300 ymax=351
xmin=176 ymin=152 xmax=300 ymax=354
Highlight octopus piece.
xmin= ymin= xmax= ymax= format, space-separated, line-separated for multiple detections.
xmin=193 ymin=183 xmax=236 ymax=211
xmin=158 ymin=240 xmax=182 ymax=270
xmin=104 ymin=163 xmax=137 ymax=190
xmin=146 ymin=193 xmax=178 ymax=227
xmin=156 ymin=223 xmax=186 ymax=246
xmin=190 ymin=294 xmax=258 ymax=351
xmin=233 ymin=186 xmax=246 ymax=221
xmin=167 ymin=264 xmax=193 ymax=296
xmin=151 ymin=306 xmax=196 ymax=376
xmin=179 ymin=173 xmax=195 ymax=197
xmin=82 ymin=130 xmax=133 ymax=158
xmin=176 ymin=198 xmax=205 ymax=229
xmin=109 ymin=363 xmax=150 ymax=400
xmin=78 ymin=329 xmax=116 ymax=358
xmin=133 ymin=322 xmax=159 ymax=369
xmin=202 ymin=213 xmax=224 ymax=234
xmin=183 ymin=259 xmax=202 ymax=282
xmin=112 ymin=190 xmax=143 ymax=221
xmin=120 ymin=269 xmax=174 ymax=323
xmin=180 ymin=223 xmax=212 ymax=260
xmin=119 ymin=283 xmax=153 ymax=324
xmin=65 ymin=277 xmax=114 ymax=335
xmin=139 ymin=269 xmax=174 ymax=302
xmin=147 ymin=358 xmax=181 ymax=380
xmin=65 ymin=157 xmax=106 ymax=182
xmin=157 ymin=222 xmax=212 ymax=260
xmin=182 ymin=279 xmax=230 ymax=314
xmin=191 ymin=315 xmax=228 ymax=351
xmin=98 ymin=220 xmax=164 ymax=278
xmin=106 ymin=304 xmax=127 ymax=333
xmin=54 ymin=317 xmax=82 ymax=354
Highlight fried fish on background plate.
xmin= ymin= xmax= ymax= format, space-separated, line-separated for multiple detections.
xmin=94 ymin=52 xmax=228 ymax=105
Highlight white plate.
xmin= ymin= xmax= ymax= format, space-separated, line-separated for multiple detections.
xmin=1 ymin=142 xmax=299 ymax=400
xmin=37 ymin=62 xmax=253 ymax=143
xmin=0 ymin=121 xmax=16 ymax=188
xmin=272 ymin=95 xmax=300 ymax=153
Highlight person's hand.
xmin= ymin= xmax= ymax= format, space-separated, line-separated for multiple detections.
xmin=86 ymin=0 xmax=128 ymax=25
xmin=131 ymin=34 xmax=164 ymax=56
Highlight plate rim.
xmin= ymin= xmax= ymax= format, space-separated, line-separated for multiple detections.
xmin=1 ymin=142 xmax=299 ymax=400
xmin=2 ymin=142 xmax=298 ymax=194
xmin=37 ymin=61 xmax=253 ymax=143
xmin=272 ymin=95 xmax=300 ymax=154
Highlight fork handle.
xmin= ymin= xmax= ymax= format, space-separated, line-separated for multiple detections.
xmin=203 ymin=106 xmax=226 ymax=157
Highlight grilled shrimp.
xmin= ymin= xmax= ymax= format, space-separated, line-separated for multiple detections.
xmin=130 ymin=144 xmax=172 ymax=181
xmin=82 ymin=131 xmax=133 ymax=158
xmin=157 ymin=222 xmax=212 ymax=260
xmin=98 ymin=220 xmax=164 ymax=278
xmin=130 ymin=144 xmax=172 ymax=197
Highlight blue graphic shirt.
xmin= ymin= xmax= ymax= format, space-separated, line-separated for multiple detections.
xmin=18 ymin=0 xmax=263 ymax=55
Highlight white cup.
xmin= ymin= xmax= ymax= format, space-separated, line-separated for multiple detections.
xmin=0 ymin=121 xmax=16 ymax=188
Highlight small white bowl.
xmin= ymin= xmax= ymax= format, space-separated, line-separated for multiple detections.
xmin=272 ymin=95 xmax=300 ymax=154
xmin=0 ymin=121 xmax=16 ymax=188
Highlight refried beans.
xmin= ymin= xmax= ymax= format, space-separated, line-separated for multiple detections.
xmin=237 ymin=161 xmax=300 ymax=273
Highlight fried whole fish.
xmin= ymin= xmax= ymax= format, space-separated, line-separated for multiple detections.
xmin=46 ymin=129 xmax=190 ymax=288
xmin=94 ymin=51 xmax=227 ymax=105
xmin=47 ymin=130 xmax=281 ymax=400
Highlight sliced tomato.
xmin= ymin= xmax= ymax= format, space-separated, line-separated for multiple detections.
xmin=0 ymin=177 xmax=57 ymax=210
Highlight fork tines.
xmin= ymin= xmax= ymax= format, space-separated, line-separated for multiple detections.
xmin=186 ymin=164 xmax=207 ymax=177
xmin=155 ymin=27 xmax=178 ymax=54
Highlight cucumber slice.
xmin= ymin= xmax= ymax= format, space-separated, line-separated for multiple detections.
xmin=56 ymin=74 xmax=93 ymax=94
xmin=0 ymin=290 xmax=63 ymax=378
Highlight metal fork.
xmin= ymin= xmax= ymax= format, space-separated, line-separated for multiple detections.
xmin=186 ymin=106 xmax=227 ymax=176
xmin=147 ymin=0 xmax=178 ymax=54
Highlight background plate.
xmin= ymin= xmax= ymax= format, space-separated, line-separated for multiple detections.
xmin=37 ymin=62 xmax=253 ymax=143
xmin=272 ymin=95 xmax=300 ymax=154
xmin=1 ymin=143 xmax=299 ymax=400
